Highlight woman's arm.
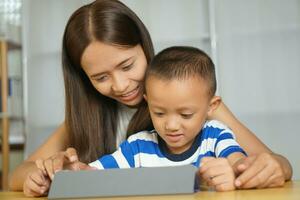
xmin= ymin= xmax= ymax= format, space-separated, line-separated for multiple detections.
xmin=209 ymin=101 xmax=293 ymax=187
xmin=9 ymin=123 xmax=69 ymax=191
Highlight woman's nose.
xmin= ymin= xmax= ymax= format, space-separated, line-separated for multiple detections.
xmin=111 ymin=74 xmax=129 ymax=93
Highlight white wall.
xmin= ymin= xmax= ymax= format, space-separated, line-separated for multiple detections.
xmin=22 ymin=0 xmax=93 ymax=156
xmin=215 ymin=0 xmax=300 ymax=180
xmin=23 ymin=0 xmax=93 ymax=128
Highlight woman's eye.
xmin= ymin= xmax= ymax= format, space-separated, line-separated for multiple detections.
xmin=154 ymin=112 xmax=164 ymax=117
xmin=122 ymin=64 xmax=133 ymax=71
xmin=95 ymin=75 xmax=108 ymax=82
xmin=181 ymin=113 xmax=193 ymax=119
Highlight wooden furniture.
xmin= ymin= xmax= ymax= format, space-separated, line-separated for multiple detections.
xmin=0 ymin=38 xmax=24 ymax=190
xmin=0 ymin=181 xmax=299 ymax=200
xmin=0 ymin=40 xmax=10 ymax=191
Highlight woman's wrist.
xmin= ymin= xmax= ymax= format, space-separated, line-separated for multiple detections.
xmin=272 ymin=153 xmax=293 ymax=181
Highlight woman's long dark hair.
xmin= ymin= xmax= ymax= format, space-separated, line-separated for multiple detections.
xmin=62 ymin=0 xmax=154 ymax=162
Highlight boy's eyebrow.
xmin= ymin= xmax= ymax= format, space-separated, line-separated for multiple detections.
xmin=90 ymin=57 xmax=133 ymax=78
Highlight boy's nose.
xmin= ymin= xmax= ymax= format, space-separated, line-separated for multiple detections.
xmin=165 ymin=118 xmax=180 ymax=131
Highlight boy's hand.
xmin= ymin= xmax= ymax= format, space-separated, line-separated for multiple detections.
xmin=23 ymin=168 xmax=51 ymax=197
xmin=199 ymin=157 xmax=235 ymax=192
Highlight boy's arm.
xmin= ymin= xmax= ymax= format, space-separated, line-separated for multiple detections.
xmin=226 ymin=152 xmax=247 ymax=175
xmin=89 ymin=140 xmax=135 ymax=169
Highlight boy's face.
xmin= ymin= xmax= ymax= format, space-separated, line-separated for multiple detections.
xmin=145 ymin=76 xmax=212 ymax=154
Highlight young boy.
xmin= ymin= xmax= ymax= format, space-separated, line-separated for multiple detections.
xmin=88 ymin=46 xmax=247 ymax=191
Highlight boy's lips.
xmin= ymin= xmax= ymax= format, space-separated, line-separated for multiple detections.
xmin=165 ymin=133 xmax=184 ymax=143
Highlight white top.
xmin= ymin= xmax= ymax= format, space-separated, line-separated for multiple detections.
xmin=116 ymin=104 xmax=137 ymax=147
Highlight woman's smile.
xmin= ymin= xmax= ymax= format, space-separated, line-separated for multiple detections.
xmin=118 ymin=85 xmax=141 ymax=102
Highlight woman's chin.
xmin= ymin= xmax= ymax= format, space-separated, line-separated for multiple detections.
xmin=118 ymin=95 xmax=143 ymax=108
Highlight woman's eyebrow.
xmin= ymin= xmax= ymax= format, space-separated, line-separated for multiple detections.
xmin=90 ymin=57 xmax=133 ymax=78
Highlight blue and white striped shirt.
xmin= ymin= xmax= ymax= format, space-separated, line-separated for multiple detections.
xmin=89 ymin=120 xmax=246 ymax=169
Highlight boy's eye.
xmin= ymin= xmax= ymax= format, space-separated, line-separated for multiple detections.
xmin=181 ymin=113 xmax=193 ymax=119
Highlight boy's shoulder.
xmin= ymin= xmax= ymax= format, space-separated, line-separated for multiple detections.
xmin=203 ymin=120 xmax=231 ymax=130
xmin=202 ymin=120 xmax=234 ymax=137
xmin=127 ymin=130 xmax=158 ymax=144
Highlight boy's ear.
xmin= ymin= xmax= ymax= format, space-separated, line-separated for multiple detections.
xmin=207 ymin=96 xmax=221 ymax=116
xmin=143 ymin=94 xmax=148 ymax=102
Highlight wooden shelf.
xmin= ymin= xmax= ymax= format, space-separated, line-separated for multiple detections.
xmin=0 ymin=40 xmax=10 ymax=190
xmin=7 ymin=40 xmax=22 ymax=51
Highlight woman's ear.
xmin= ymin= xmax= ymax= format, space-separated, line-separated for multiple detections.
xmin=207 ymin=96 xmax=221 ymax=116
xmin=143 ymin=94 xmax=148 ymax=102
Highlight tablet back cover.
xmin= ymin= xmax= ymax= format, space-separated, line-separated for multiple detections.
xmin=48 ymin=165 xmax=198 ymax=199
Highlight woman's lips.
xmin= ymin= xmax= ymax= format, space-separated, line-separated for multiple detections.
xmin=118 ymin=86 xmax=140 ymax=102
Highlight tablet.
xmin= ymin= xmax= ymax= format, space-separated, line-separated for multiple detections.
xmin=48 ymin=165 xmax=198 ymax=199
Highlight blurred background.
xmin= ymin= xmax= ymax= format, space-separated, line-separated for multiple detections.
xmin=0 ymin=0 xmax=299 ymax=189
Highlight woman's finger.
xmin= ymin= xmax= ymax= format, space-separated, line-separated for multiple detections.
xmin=23 ymin=178 xmax=40 ymax=197
xmin=240 ymin=164 xmax=275 ymax=188
xmin=263 ymin=175 xmax=285 ymax=188
xmin=44 ymin=158 xmax=55 ymax=180
xmin=235 ymin=158 xmax=267 ymax=187
xmin=52 ymin=154 xmax=66 ymax=173
xmin=77 ymin=162 xmax=97 ymax=170
xmin=35 ymin=159 xmax=47 ymax=176
xmin=235 ymin=156 xmax=256 ymax=173
xmin=65 ymin=147 xmax=79 ymax=162
xmin=24 ymin=173 xmax=47 ymax=197
xmin=258 ymin=167 xmax=285 ymax=188
xmin=30 ymin=169 xmax=47 ymax=186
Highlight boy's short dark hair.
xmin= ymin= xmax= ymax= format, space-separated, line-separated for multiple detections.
xmin=145 ymin=46 xmax=216 ymax=97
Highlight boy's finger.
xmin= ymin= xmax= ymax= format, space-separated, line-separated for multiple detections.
xmin=200 ymin=157 xmax=215 ymax=164
xmin=201 ymin=166 xmax=226 ymax=182
xmin=200 ymin=158 xmax=226 ymax=173
xmin=210 ymin=174 xmax=228 ymax=187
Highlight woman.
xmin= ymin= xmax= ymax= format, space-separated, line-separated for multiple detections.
xmin=10 ymin=0 xmax=292 ymax=196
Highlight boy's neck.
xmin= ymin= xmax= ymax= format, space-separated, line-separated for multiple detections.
xmin=157 ymin=132 xmax=202 ymax=162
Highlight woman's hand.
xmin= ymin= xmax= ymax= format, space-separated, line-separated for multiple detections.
xmin=35 ymin=147 xmax=80 ymax=180
xmin=199 ymin=157 xmax=236 ymax=192
xmin=23 ymin=168 xmax=50 ymax=197
xmin=234 ymin=153 xmax=285 ymax=188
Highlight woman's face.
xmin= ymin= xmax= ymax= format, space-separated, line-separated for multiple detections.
xmin=81 ymin=42 xmax=147 ymax=106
